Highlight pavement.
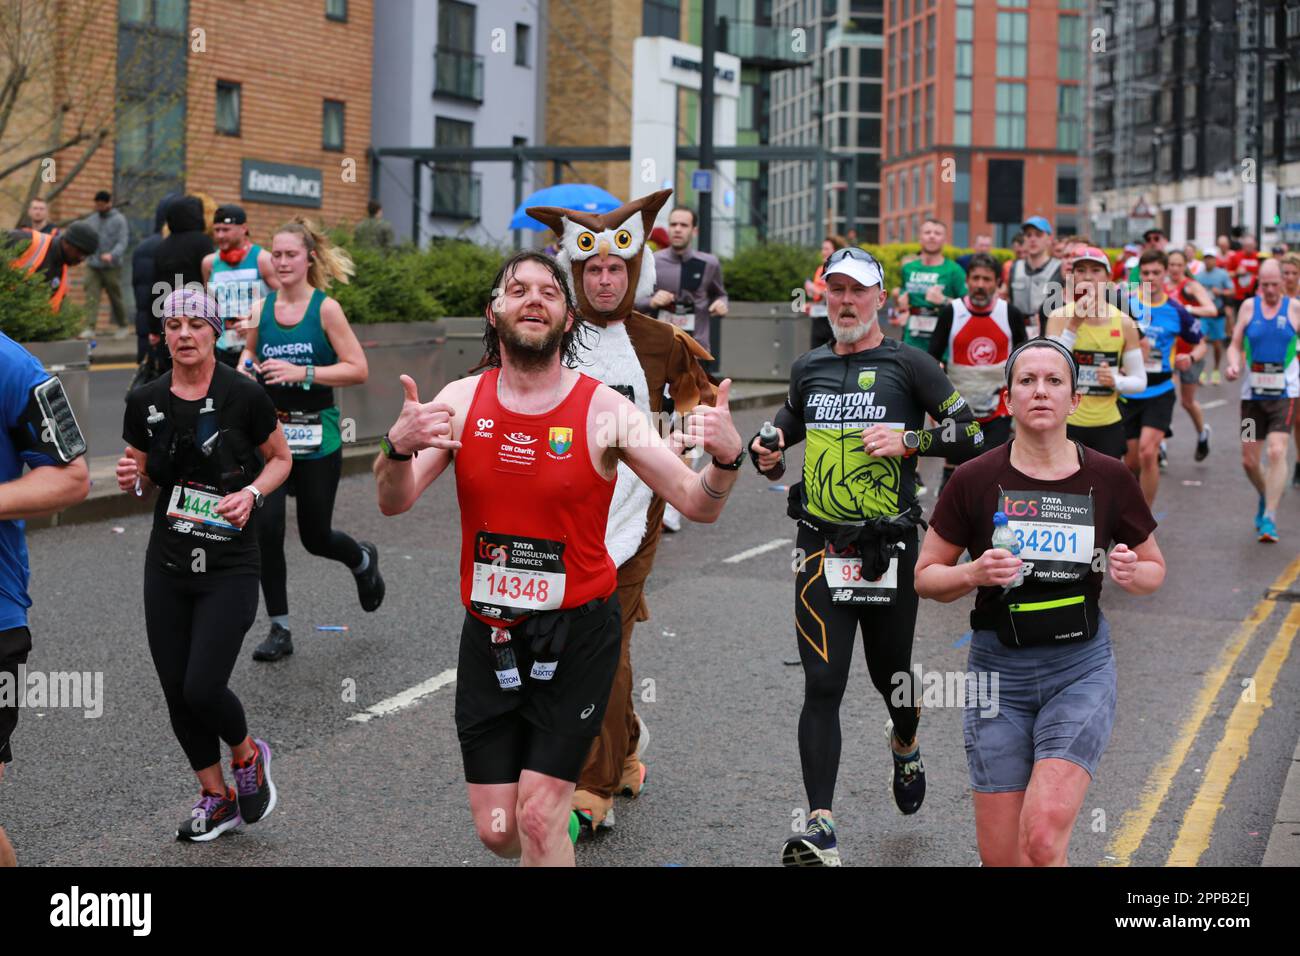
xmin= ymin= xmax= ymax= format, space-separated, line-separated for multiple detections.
xmin=4 ymin=391 xmax=1300 ymax=866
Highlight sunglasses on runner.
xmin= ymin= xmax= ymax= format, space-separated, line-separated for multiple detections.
xmin=823 ymin=247 xmax=885 ymax=288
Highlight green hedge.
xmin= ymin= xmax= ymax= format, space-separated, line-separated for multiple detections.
xmin=326 ymin=228 xmax=505 ymax=324
xmin=0 ymin=245 xmax=83 ymax=343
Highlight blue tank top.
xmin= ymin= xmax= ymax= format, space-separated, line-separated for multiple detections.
xmin=1242 ymin=295 xmax=1299 ymax=400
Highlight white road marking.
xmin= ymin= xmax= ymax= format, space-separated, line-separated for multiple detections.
xmin=348 ymin=668 xmax=457 ymax=723
xmin=1201 ymin=399 xmax=1227 ymax=410
xmin=722 ymin=537 xmax=793 ymax=564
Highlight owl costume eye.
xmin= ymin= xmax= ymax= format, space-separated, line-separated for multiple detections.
xmin=576 ymin=232 xmax=596 ymax=253
xmin=614 ymin=229 xmax=633 ymax=249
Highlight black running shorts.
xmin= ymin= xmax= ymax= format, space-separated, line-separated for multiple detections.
xmin=0 ymin=627 xmax=32 ymax=765
xmin=455 ymin=595 xmax=621 ymax=785
xmin=1120 ymin=389 xmax=1176 ymax=441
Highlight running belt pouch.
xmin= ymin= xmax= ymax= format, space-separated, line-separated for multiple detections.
xmin=790 ymin=484 xmax=924 ymax=581
xmin=518 ymin=598 xmax=606 ymax=680
xmin=994 ymin=592 xmax=1099 ymax=648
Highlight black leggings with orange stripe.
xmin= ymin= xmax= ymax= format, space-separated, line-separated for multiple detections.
xmin=793 ymin=523 xmax=920 ymax=812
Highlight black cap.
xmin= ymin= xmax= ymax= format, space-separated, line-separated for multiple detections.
xmin=213 ymin=204 xmax=247 ymax=225
xmin=62 ymin=220 xmax=100 ymax=254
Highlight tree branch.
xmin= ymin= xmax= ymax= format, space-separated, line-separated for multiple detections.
xmin=0 ymin=129 xmax=90 ymax=182
xmin=42 ymin=127 xmax=109 ymax=202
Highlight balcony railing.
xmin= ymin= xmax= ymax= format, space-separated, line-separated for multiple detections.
xmin=717 ymin=18 xmax=807 ymax=67
xmin=431 ymin=168 xmax=481 ymax=220
xmin=434 ymin=46 xmax=484 ymax=103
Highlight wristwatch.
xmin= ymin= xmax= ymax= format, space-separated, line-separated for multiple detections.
xmin=901 ymin=430 xmax=921 ymax=458
xmin=244 ymin=485 xmax=264 ymax=509
xmin=302 ymin=364 xmax=315 ymax=390
xmin=380 ymin=432 xmax=414 ymax=461
xmin=712 ymin=449 xmax=746 ymax=471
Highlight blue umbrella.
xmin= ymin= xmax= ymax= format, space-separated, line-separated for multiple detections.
xmin=509 ymin=183 xmax=623 ymax=231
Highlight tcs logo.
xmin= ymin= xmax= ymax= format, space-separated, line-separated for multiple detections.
xmin=1002 ymin=497 xmax=1039 ymax=518
xmin=477 ymin=540 xmax=508 ymax=564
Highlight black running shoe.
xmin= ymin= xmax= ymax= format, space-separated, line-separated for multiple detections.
xmin=355 ymin=541 xmax=385 ymax=612
xmin=781 ymin=814 xmax=841 ymax=867
xmin=252 ymin=623 xmax=293 ymax=662
xmin=176 ymin=788 xmax=242 ymax=842
xmin=1157 ymin=441 xmax=1168 ymax=471
xmin=1195 ymin=425 xmax=1211 ymax=462
xmin=232 ymin=737 xmax=277 ymax=824
xmin=892 ymin=745 xmax=926 ymax=815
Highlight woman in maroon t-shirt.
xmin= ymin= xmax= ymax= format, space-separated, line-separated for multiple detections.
xmin=915 ymin=339 xmax=1167 ymax=866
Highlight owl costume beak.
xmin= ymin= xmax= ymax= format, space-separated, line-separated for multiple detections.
xmin=527 ymin=188 xmax=674 ymax=326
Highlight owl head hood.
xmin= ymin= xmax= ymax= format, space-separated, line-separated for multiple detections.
xmin=527 ymin=188 xmax=672 ymax=325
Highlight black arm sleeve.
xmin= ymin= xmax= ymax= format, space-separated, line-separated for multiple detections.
xmin=1008 ymin=304 xmax=1029 ymax=347
xmin=910 ymin=351 xmax=984 ymax=461
xmin=928 ymin=304 xmax=954 ymax=363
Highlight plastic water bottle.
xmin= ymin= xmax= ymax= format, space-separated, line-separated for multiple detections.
xmin=990 ymin=511 xmax=1024 ymax=589
xmin=758 ymin=421 xmax=785 ymax=481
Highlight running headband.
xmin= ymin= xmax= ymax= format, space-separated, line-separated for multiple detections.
xmin=162 ymin=288 xmax=223 ymax=341
xmin=1004 ymin=338 xmax=1078 ymax=392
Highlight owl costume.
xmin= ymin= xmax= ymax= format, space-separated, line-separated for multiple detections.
xmin=527 ymin=189 xmax=715 ymax=827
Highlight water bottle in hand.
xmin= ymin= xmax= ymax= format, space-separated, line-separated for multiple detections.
xmin=758 ymin=421 xmax=785 ymax=481
xmin=991 ymin=511 xmax=1024 ymax=589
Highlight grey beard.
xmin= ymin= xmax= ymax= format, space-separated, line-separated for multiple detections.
xmin=831 ymin=317 xmax=871 ymax=345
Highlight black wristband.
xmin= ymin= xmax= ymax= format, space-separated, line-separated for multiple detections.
xmin=711 ymin=449 xmax=745 ymax=471
xmin=381 ymin=433 xmax=413 ymax=461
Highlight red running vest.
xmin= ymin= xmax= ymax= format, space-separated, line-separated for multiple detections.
xmin=456 ymin=368 xmax=617 ymax=626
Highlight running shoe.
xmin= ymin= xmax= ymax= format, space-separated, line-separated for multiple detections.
xmin=1259 ymin=516 xmax=1279 ymax=543
xmin=354 ymin=541 xmax=385 ymax=612
xmin=176 ymin=788 xmax=242 ymax=842
xmin=1195 ymin=425 xmax=1211 ymax=462
xmin=571 ymin=805 xmax=614 ymax=836
xmin=568 ymin=811 xmax=581 ymax=845
xmin=662 ymin=504 xmax=682 ymax=533
xmin=252 ymin=623 xmax=293 ymax=662
xmin=781 ymin=813 xmax=840 ymax=867
xmin=1199 ymin=370 xmax=1209 ymax=386
xmin=1211 ymin=369 xmax=1221 ymax=386
xmin=1158 ymin=441 xmax=1168 ymax=471
xmin=915 ymin=478 xmax=928 ymax=499
xmin=1256 ymin=495 xmax=1267 ymax=534
xmin=232 ymin=737 xmax=277 ymax=824
xmin=891 ymin=744 xmax=927 ymax=815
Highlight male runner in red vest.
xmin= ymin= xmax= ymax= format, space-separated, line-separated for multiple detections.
xmin=373 ymin=251 xmax=744 ymax=866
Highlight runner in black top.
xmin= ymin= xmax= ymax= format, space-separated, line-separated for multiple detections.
xmin=749 ymin=247 xmax=984 ymax=866
xmin=119 ymin=289 xmax=292 ymax=842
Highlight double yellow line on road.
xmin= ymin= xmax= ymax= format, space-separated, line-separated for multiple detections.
xmin=1106 ymin=555 xmax=1300 ymax=867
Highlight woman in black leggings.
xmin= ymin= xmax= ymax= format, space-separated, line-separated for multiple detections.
xmin=239 ymin=218 xmax=382 ymax=662
xmin=119 ymin=289 xmax=292 ymax=842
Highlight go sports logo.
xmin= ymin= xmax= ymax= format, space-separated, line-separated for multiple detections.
xmin=474 ymin=417 xmax=494 ymax=438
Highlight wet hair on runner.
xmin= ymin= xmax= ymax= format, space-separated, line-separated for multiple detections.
xmin=473 ymin=251 xmax=589 ymax=372
xmin=275 ymin=216 xmax=355 ymax=290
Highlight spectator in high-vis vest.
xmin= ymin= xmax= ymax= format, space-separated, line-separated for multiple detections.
xmin=6 ymin=220 xmax=98 ymax=313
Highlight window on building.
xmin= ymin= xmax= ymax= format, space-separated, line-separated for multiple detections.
xmin=326 ymin=0 xmax=347 ymax=21
xmin=912 ymin=20 xmax=922 ymax=83
xmin=956 ymin=6 xmax=973 ymax=41
xmin=924 ymin=161 xmax=933 ymax=205
xmin=901 ymin=169 xmax=910 ymax=208
xmin=955 ymin=40 xmax=972 ymax=77
xmin=1058 ymin=15 xmax=1083 ymax=81
xmin=434 ymin=116 xmax=476 ymax=218
xmin=860 ymin=82 xmax=881 ymax=113
xmin=643 ymin=0 xmax=680 ymax=38
xmin=120 ymin=0 xmax=185 ymax=30
xmin=1056 ymin=166 xmax=1078 ymax=205
xmin=1135 ymin=0 xmax=1155 ymax=28
xmin=322 ymin=99 xmax=345 ymax=150
xmin=996 ymin=83 xmax=1026 ymax=147
xmin=925 ymin=16 xmax=935 ymax=77
xmin=911 ymin=167 xmax=920 ymax=211
xmin=900 ymin=26 xmax=909 ymax=86
xmin=858 ymin=117 xmax=881 ymax=146
xmin=996 ymin=12 xmax=1027 ymax=77
xmin=1160 ymin=0 xmax=1174 ymax=27
xmin=860 ymin=48 xmax=881 ymax=77
xmin=1058 ymin=87 xmax=1082 ymax=151
xmin=1288 ymin=60 xmax=1300 ymax=94
xmin=1185 ymin=84 xmax=1198 ymax=118
xmin=886 ymin=171 xmax=894 ymax=212
xmin=215 ymin=81 xmax=240 ymax=135
xmin=924 ymin=84 xmax=933 ymax=148
xmin=1288 ymin=5 xmax=1300 ymax=38
xmin=515 ymin=23 xmax=531 ymax=67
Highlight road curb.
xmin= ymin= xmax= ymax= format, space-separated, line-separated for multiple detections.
xmin=1262 ymin=736 xmax=1300 ymax=866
